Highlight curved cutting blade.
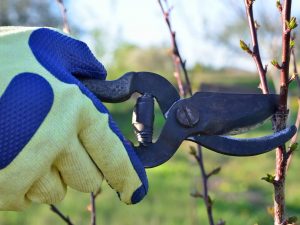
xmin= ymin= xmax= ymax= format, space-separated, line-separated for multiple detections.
xmin=188 ymin=126 xmax=297 ymax=156
xmin=186 ymin=92 xmax=279 ymax=135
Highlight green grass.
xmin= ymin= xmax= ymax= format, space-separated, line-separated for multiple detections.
xmin=1 ymin=72 xmax=300 ymax=225
xmin=2 ymin=146 xmax=299 ymax=225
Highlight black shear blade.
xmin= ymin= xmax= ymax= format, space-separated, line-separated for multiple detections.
xmin=188 ymin=126 xmax=297 ymax=156
xmin=188 ymin=92 xmax=279 ymax=135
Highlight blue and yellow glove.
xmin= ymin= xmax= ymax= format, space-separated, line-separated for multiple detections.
xmin=0 ymin=27 xmax=148 ymax=210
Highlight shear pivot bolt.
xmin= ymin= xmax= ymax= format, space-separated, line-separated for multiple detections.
xmin=176 ymin=105 xmax=199 ymax=128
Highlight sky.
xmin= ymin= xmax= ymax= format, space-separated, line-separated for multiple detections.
xmin=66 ymin=0 xmax=300 ymax=70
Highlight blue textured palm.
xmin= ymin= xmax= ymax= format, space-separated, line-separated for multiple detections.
xmin=0 ymin=73 xmax=54 ymax=169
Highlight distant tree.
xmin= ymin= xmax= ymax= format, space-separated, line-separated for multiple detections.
xmin=0 ymin=0 xmax=62 ymax=27
xmin=107 ymin=43 xmax=175 ymax=79
xmin=213 ymin=0 xmax=300 ymax=93
xmin=216 ymin=0 xmax=300 ymax=60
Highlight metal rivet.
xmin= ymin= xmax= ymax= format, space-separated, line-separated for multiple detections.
xmin=176 ymin=105 xmax=199 ymax=128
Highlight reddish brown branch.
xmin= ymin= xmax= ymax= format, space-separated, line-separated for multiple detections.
xmin=273 ymin=1 xmax=293 ymax=223
xmin=244 ymin=0 xmax=269 ymax=94
xmin=87 ymin=188 xmax=101 ymax=225
xmin=157 ymin=1 xmax=220 ymax=224
xmin=50 ymin=204 xmax=74 ymax=225
xmin=192 ymin=146 xmax=215 ymax=225
xmin=90 ymin=192 xmax=97 ymax=225
xmin=158 ymin=0 xmax=192 ymax=97
xmin=243 ymin=0 xmax=295 ymax=223
xmin=56 ymin=0 xmax=71 ymax=34
xmin=278 ymin=0 xmax=292 ymax=114
xmin=291 ymin=34 xmax=298 ymax=76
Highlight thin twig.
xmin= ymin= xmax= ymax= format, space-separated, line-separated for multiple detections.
xmin=56 ymin=0 xmax=71 ymax=34
xmin=291 ymin=34 xmax=298 ymax=77
xmin=193 ymin=146 xmax=215 ymax=225
xmin=278 ymin=0 xmax=292 ymax=114
xmin=50 ymin=204 xmax=75 ymax=225
xmin=158 ymin=1 xmax=220 ymax=224
xmin=90 ymin=193 xmax=97 ymax=225
xmin=158 ymin=0 xmax=192 ymax=97
xmin=87 ymin=188 xmax=101 ymax=225
xmin=244 ymin=0 xmax=269 ymax=94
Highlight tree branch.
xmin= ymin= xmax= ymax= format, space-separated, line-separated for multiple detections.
xmin=87 ymin=188 xmax=101 ymax=225
xmin=90 ymin=192 xmax=97 ymax=225
xmin=273 ymin=1 xmax=293 ymax=223
xmin=56 ymin=0 xmax=71 ymax=34
xmin=158 ymin=0 xmax=192 ymax=97
xmin=190 ymin=146 xmax=216 ymax=225
xmin=278 ymin=0 xmax=292 ymax=114
xmin=50 ymin=204 xmax=74 ymax=225
xmin=243 ymin=0 xmax=296 ymax=223
xmin=157 ymin=2 xmax=222 ymax=224
xmin=244 ymin=0 xmax=269 ymax=94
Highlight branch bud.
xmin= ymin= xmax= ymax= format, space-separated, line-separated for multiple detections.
xmin=254 ymin=20 xmax=260 ymax=30
xmin=267 ymin=206 xmax=274 ymax=216
xmin=240 ymin=40 xmax=252 ymax=54
xmin=207 ymin=167 xmax=221 ymax=178
xmin=189 ymin=146 xmax=197 ymax=156
xmin=261 ymin=174 xmax=275 ymax=184
xmin=207 ymin=195 xmax=213 ymax=206
xmin=190 ymin=190 xmax=203 ymax=198
xmin=286 ymin=216 xmax=298 ymax=224
xmin=290 ymin=39 xmax=295 ymax=49
xmin=276 ymin=0 xmax=282 ymax=12
xmin=247 ymin=0 xmax=255 ymax=6
xmin=288 ymin=74 xmax=296 ymax=85
xmin=271 ymin=59 xmax=281 ymax=69
xmin=289 ymin=142 xmax=298 ymax=153
xmin=286 ymin=17 xmax=298 ymax=31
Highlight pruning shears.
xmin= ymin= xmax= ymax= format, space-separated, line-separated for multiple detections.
xmin=79 ymin=72 xmax=296 ymax=168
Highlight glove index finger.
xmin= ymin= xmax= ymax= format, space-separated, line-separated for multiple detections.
xmin=29 ymin=28 xmax=107 ymax=81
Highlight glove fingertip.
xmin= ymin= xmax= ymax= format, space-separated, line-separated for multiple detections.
xmin=116 ymin=139 xmax=148 ymax=204
xmin=131 ymin=183 xmax=148 ymax=204
xmin=108 ymin=116 xmax=149 ymax=186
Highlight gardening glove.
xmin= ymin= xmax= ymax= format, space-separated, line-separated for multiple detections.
xmin=0 ymin=27 xmax=148 ymax=210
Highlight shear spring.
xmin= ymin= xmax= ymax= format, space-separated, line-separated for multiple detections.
xmin=132 ymin=93 xmax=155 ymax=146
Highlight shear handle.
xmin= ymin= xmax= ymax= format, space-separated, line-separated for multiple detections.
xmin=79 ymin=71 xmax=180 ymax=115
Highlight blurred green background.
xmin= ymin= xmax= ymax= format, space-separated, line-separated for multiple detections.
xmin=1 ymin=0 xmax=300 ymax=224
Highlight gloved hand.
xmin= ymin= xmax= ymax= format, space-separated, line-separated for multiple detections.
xmin=0 ymin=27 xmax=148 ymax=210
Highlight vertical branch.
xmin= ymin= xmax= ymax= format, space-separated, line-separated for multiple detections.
xmin=90 ymin=193 xmax=97 ymax=225
xmin=158 ymin=0 xmax=192 ymax=97
xmin=87 ymin=188 xmax=101 ymax=225
xmin=243 ymin=0 xmax=296 ymax=224
xmin=158 ymin=1 xmax=222 ymax=224
xmin=243 ymin=0 xmax=269 ymax=94
xmin=56 ymin=0 xmax=71 ymax=34
xmin=273 ymin=1 xmax=293 ymax=224
xmin=191 ymin=147 xmax=215 ymax=225
xmin=291 ymin=35 xmax=298 ymax=78
xmin=50 ymin=204 xmax=75 ymax=225
xmin=278 ymin=0 xmax=292 ymax=113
